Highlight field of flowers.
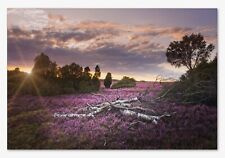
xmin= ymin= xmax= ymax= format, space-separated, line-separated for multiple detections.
xmin=8 ymin=82 xmax=217 ymax=149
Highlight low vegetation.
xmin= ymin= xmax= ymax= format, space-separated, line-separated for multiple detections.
xmin=8 ymin=82 xmax=217 ymax=149
xmin=161 ymin=57 xmax=217 ymax=105
xmin=111 ymin=76 xmax=136 ymax=89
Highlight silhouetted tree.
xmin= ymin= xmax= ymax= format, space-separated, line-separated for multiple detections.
xmin=9 ymin=54 xmax=104 ymax=95
xmin=166 ymin=33 xmax=214 ymax=71
xmin=84 ymin=66 xmax=90 ymax=73
xmin=14 ymin=67 xmax=20 ymax=72
xmin=77 ymin=66 xmax=93 ymax=92
xmin=59 ymin=65 xmax=69 ymax=79
xmin=83 ymin=66 xmax=92 ymax=79
xmin=32 ymin=53 xmax=57 ymax=80
xmin=91 ymin=65 xmax=101 ymax=91
xmin=60 ymin=63 xmax=83 ymax=80
xmin=47 ymin=62 xmax=58 ymax=80
xmin=59 ymin=63 xmax=83 ymax=90
xmin=94 ymin=65 xmax=101 ymax=78
xmin=104 ymin=72 xmax=112 ymax=88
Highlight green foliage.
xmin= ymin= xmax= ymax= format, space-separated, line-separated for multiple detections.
xmin=163 ymin=33 xmax=217 ymax=106
xmin=78 ymin=80 xmax=95 ymax=93
xmin=59 ymin=63 xmax=83 ymax=91
xmin=91 ymin=76 xmax=100 ymax=91
xmin=162 ymin=57 xmax=217 ymax=106
xmin=166 ymin=33 xmax=214 ymax=70
xmin=78 ymin=65 xmax=100 ymax=93
xmin=104 ymin=72 xmax=112 ymax=88
xmin=111 ymin=76 xmax=136 ymax=89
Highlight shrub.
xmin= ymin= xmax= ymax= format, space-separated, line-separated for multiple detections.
xmin=92 ymin=76 xmax=100 ymax=91
xmin=111 ymin=76 xmax=136 ymax=89
xmin=78 ymin=80 xmax=95 ymax=93
xmin=161 ymin=57 xmax=217 ymax=106
xmin=104 ymin=72 xmax=112 ymax=88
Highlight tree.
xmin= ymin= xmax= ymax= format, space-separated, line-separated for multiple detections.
xmin=94 ymin=65 xmax=101 ymax=78
xmin=91 ymin=65 xmax=101 ymax=91
xmin=14 ymin=67 xmax=20 ymax=72
xmin=83 ymin=66 xmax=92 ymax=79
xmin=84 ymin=66 xmax=90 ymax=73
xmin=104 ymin=72 xmax=112 ymax=88
xmin=59 ymin=63 xmax=83 ymax=80
xmin=32 ymin=53 xmax=57 ymax=79
xmin=92 ymin=75 xmax=100 ymax=91
xmin=166 ymin=33 xmax=214 ymax=71
xmin=59 ymin=63 xmax=83 ymax=90
xmin=47 ymin=62 xmax=58 ymax=80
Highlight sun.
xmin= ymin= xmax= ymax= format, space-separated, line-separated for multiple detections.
xmin=8 ymin=66 xmax=32 ymax=74
xmin=20 ymin=68 xmax=32 ymax=74
xmin=26 ymin=70 xmax=32 ymax=74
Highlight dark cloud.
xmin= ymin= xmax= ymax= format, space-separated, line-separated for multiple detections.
xmin=47 ymin=31 xmax=90 ymax=42
xmin=8 ymin=37 xmax=45 ymax=64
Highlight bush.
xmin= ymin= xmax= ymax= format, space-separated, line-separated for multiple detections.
xmin=111 ymin=76 xmax=136 ymax=89
xmin=78 ymin=80 xmax=95 ymax=93
xmin=161 ymin=57 xmax=217 ymax=106
xmin=91 ymin=76 xmax=100 ymax=91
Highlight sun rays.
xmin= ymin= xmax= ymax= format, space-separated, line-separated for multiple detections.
xmin=8 ymin=73 xmax=45 ymax=107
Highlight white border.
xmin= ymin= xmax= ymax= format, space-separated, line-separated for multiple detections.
xmin=0 ymin=0 xmax=225 ymax=158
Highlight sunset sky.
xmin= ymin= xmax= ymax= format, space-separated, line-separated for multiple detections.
xmin=7 ymin=9 xmax=217 ymax=81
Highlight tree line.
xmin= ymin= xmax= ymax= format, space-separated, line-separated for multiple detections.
xmin=8 ymin=53 xmax=113 ymax=96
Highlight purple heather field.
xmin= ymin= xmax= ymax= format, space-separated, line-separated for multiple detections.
xmin=7 ymin=9 xmax=217 ymax=150
xmin=8 ymin=82 xmax=217 ymax=149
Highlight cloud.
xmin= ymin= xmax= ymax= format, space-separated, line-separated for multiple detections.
xmin=157 ymin=62 xmax=187 ymax=78
xmin=128 ymin=25 xmax=193 ymax=42
xmin=8 ymin=9 xmax=49 ymax=30
xmin=7 ymin=30 xmax=169 ymax=80
xmin=46 ymin=30 xmax=97 ymax=42
xmin=48 ymin=13 xmax=66 ymax=22
xmin=7 ymin=12 xmax=217 ymax=80
xmin=7 ymin=18 xmax=216 ymax=54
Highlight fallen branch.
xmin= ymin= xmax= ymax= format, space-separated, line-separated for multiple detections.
xmin=120 ymin=109 xmax=173 ymax=124
xmin=53 ymin=96 xmax=175 ymax=124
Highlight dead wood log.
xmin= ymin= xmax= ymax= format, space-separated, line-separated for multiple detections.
xmin=120 ymin=109 xmax=172 ymax=124
xmin=53 ymin=97 xmax=175 ymax=124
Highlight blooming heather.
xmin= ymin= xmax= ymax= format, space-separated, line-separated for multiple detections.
xmin=8 ymin=82 xmax=217 ymax=149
